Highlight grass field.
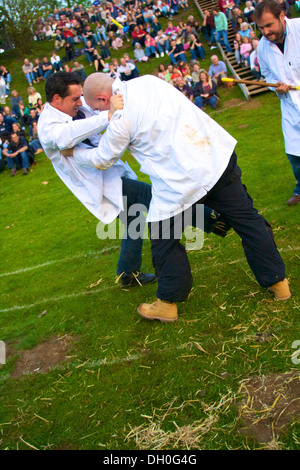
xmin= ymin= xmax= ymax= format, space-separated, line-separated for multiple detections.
xmin=0 ymin=2 xmax=299 ymax=451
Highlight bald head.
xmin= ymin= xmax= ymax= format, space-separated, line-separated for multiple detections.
xmin=83 ymin=72 xmax=114 ymax=111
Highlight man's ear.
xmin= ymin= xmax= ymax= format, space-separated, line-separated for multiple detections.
xmin=52 ymin=93 xmax=63 ymax=106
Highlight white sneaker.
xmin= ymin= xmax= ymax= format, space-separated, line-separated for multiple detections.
xmin=155 ymin=53 xmax=159 ymax=58
xmin=160 ymin=52 xmax=164 ymax=57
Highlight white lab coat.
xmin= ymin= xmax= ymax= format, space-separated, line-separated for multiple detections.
xmin=73 ymin=76 xmax=237 ymax=222
xmin=257 ymin=17 xmax=300 ymax=156
xmin=37 ymin=101 xmax=136 ymax=224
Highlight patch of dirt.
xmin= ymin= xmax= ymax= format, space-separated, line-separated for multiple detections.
xmin=11 ymin=335 xmax=78 ymax=378
xmin=220 ymin=97 xmax=262 ymax=110
xmin=238 ymin=371 xmax=300 ymax=444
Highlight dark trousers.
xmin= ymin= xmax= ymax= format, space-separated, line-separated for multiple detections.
xmin=150 ymin=151 xmax=286 ymax=303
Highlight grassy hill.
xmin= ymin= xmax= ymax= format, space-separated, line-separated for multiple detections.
xmin=0 ymin=1 xmax=299 ymax=452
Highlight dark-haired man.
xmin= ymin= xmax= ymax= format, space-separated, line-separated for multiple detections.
xmin=38 ymin=71 xmax=155 ymax=287
xmin=254 ymin=0 xmax=300 ymax=206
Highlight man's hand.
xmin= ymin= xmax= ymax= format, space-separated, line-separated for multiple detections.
xmin=61 ymin=148 xmax=74 ymax=157
xmin=276 ymin=81 xmax=290 ymax=94
xmin=108 ymin=94 xmax=124 ymax=121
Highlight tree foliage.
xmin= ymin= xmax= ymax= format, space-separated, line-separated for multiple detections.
xmin=0 ymin=0 xmax=62 ymax=56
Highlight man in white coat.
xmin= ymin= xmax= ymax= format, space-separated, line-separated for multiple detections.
xmin=38 ymin=71 xmax=156 ymax=287
xmin=255 ymin=0 xmax=300 ymax=206
xmin=62 ymin=72 xmax=290 ymax=321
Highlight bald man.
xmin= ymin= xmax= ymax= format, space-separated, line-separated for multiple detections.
xmin=62 ymin=73 xmax=290 ymax=322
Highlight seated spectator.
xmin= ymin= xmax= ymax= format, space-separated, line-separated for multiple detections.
xmin=107 ymin=62 xmax=121 ymax=79
xmin=192 ymin=70 xmax=220 ymax=110
xmin=143 ymin=6 xmax=155 ymax=24
xmin=11 ymin=121 xmax=26 ymax=138
xmin=208 ymin=55 xmax=227 ymax=85
xmin=28 ymin=121 xmax=43 ymax=162
xmin=41 ymin=57 xmax=53 ymax=79
xmin=165 ymin=21 xmax=179 ymax=40
xmin=250 ymin=38 xmax=263 ymax=80
xmin=168 ymin=39 xmax=187 ymax=65
xmin=189 ymin=33 xmax=205 ymax=61
xmin=99 ymin=40 xmax=111 ymax=60
xmin=18 ymin=101 xmax=31 ymax=128
xmin=222 ymin=0 xmax=235 ymax=20
xmin=32 ymin=58 xmax=44 ymax=83
xmin=144 ymin=33 xmax=159 ymax=58
xmin=175 ymin=76 xmax=193 ymax=99
xmin=10 ymin=90 xmax=23 ymax=118
xmin=35 ymin=98 xmax=45 ymax=115
xmin=118 ymin=57 xmax=139 ymax=81
xmin=152 ymin=17 xmax=163 ymax=36
xmin=233 ymin=32 xmax=243 ymax=64
xmin=157 ymin=63 xmax=168 ymax=79
xmin=83 ymin=40 xmax=95 ymax=65
xmin=50 ymin=51 xmax=63 ymax=72
xmin=244 ymin=1 xmax=255 ymax=22
xmin=72 ymin=61 xmax=87 ymax=80
xmin=231 ymin=10 xmax=246 ymax=33
xmin=0 ymin=65 xmax=12 ymax=92
xmin=54 ymin=28 xmax=66 ymax=50
xmin=2 ymin=132 xmax=30 ymax=176
xmin=22 ymin=58 xmax=35 ymax=86
xmin=106 ymin=31 xmax=122 ymax=50
xmin=0 ymin=72 xmax=6 ymax=99
xmin=28 ymin=87 xmax=42 ymax=109
xmin=0 ymin=113 xmax=10 ymax=141
xmin=65 ymin=41 xmax=75 ymax=62
xmin=240 ymin=36 xmax=252 ymax=67
xmin=134 ymin=43 xmax=149 ymax=62
xmin=191 ymin=62 xmax=204 ymax=84
xmin=26 ymin=108 xmax=39 ymax=137
xmin=154 ymin=30 xmax=170 ymax=57
xmin=82 ymin=24 xmax=97 ymax=45
xmin=178 ymin=0 xmax=189 ymax=10
xmin=2 ymin=106 xmax=18 ymax=132
xmin=170 ymin=65 xmax=183 ymax=85
xmin=95 ymin=22 xmax=107 ymax=42
xmin=131 ymin=25 xmax=147 ymax=47
xmin=239 ymin=22 xmax=252 ymax=38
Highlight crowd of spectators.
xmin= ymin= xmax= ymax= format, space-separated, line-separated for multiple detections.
xmin=2 ymin=0 xmax=293 ymax=176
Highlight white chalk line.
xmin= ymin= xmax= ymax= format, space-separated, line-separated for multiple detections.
xmin=1 ymin=246 xmax=298 ymax=314
xmin=0 ymin=246 xmax=120 ymax=278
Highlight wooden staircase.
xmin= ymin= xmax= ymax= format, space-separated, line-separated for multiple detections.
xmin=193 ymin=0 xmax=268 ymax=100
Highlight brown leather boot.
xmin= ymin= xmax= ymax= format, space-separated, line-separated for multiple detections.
xmin=268 ymin=278 xmax=291 ymax=301
xmin=137 ymin=299 xmax=178 ymax=322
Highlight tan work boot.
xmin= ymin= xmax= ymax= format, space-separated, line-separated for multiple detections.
xmin=137 ymin=299 xmax=178 ymax=322
xmin=268 ymin=278 xmax=291 ymax=301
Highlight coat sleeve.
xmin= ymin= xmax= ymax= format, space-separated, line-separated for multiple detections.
xmin=73 ymin=113 xmax=131 ymax=170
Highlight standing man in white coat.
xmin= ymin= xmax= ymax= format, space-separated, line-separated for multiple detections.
xmin=62 ymin=73 xmax=291 ymax=321
xmin=255 ymin=0 xmax=300 ymax=206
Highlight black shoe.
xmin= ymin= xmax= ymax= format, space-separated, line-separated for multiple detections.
xmin=212 ymin=217 xmax=232 ymax=238
xmin=120 ymin=271 xmax=157 ymax=287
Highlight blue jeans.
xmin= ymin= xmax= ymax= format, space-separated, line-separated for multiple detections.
xmin=215 ymin=30 xmax=232 ymax=53
xmin=156 ymin=40 xmax=170 ymax=54
xmin=195 ymin=95 xmax=218 ymax=109
xmin=6 ymin=151 xmax=29 ymax=169
xmin=25 ymin=72 xmax=35 ymax=84
xmin=169 ymin=52 xmax=186 ymax=64
xmin=286 ymin=153 xmax=300 ymax=195
xmin=145 ymin=45 xmax=157 ymax=56
xmin=117 ymin=177 xmax=224 ymax=274
xmin=117 ymin=177 xmax=152 ymax=275
xmin=190 ymin=46 xmax=205 ymax=60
